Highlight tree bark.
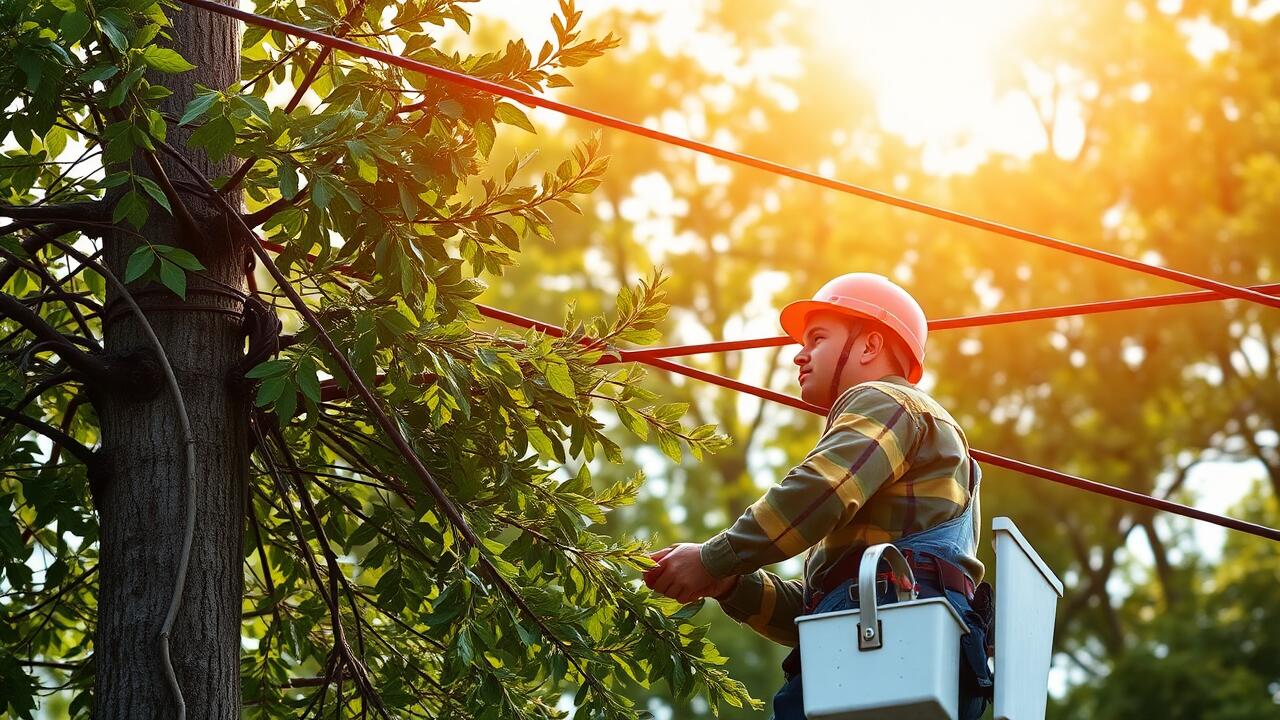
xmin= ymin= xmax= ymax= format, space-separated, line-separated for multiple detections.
xmin=94 ymin=2 xmax=247 ymax=717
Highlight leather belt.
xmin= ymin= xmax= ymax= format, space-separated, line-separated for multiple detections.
xmin=808 ymin=548 xmax=975 ymax=612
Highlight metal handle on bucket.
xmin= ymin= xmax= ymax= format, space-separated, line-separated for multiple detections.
xmin=855 ymin=544 xmax=917 ymax=651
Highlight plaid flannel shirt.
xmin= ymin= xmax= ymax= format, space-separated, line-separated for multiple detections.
xmin=700 ymin=376 xmax=983 ymax=646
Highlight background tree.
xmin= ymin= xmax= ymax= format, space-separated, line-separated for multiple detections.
xmin=475 ymin=1 xmax=1280 ymax=716
xmin=0 ymin=0 xmax=757 ymax=718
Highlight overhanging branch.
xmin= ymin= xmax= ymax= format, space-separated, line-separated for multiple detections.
xmin=0 ymin=404 xmax=99 ymax=470
xmin=0 ymin=202 xmax=109 ymax=223
xmin=0 ymin=291 xmax=112 ymax=386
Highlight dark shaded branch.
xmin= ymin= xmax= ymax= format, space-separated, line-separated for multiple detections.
xmin=0 ymin=229 xmax=50 ymax=285
xmin=242 ymin=190 xmax=308 ymax=229
xmin=139 ymin=145 xmax=206 ymax=243
xmin=272 ymin=426 xmax=370 ymax=665
xmin=0 ymin=223 xmax=85 ymax=290
xmin=47 ymin=394 xmax=89 ymax=469
xmin=0 ymin=405 xmax=98 ymax=469
xmin=0 ymin=202 xmax=109 ymax=223
xmin=0 ymin=372 xmax=78 ymax=436
xmin=20 ymin=660 xmax=84 ymax=671
xmin=1138 ymin=514 xmax=1181 ymax=609
xmin=252 ymin=419 xmax=388 ymax=719
xmin=0 ymin=292 xmax=112 ymax=386
xmin=19 ymin=242 xmax=103 ymax=351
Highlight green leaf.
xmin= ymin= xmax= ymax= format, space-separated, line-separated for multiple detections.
xmin=112 ymin=190 xmax=149 ymax=228
xmin=543 ymin=357 xmax=575 ymax=398
xmin=310 ymin=175 xmax=334 ymax=211
xmin=345 ymin=139 xmax=378 ymax=184
xmin=494 ymin=102 xmax=537 ymax=134
xmin=158 ymin=259 xmax=187 ymax=299
xmin=235 ymin=95 xmax=271 ymax=124
xmin=187 ymin=114 xmax=235 ymax=161
xmin=656 ymin=428 xmax=682 ymax=463
xmin=124 ymin=245 xmax=156 ymax=283
xmin=79 ymin=64 xmax=119 ymax=84
xmin=135 ymin=177 xmax=172 ymax=214
xmin=616 ymin=405 xmax=649 ymax=440
xmin=179 ymin=92 xmax=218 ymax=126
xmin=133 ymin=23 xmax=160 ymax=49
xmin=255 ymin=376 xmax=288 ymax=406
xmin=60 ymin=12 xmax=91 ymax=43
xmin=278 ymin=160 xmax=299 ymax=200
xmin=244 ymin=359 xmax=289 ymax=379
xmin=296 ymin=357 xmax=322 ymax=404
xmin=98 ymin=18 xmax=129 ymax=52
xmin=437 ymin=99 xmax=463 ymax=118
xmin=15 ymin=51 xmax=42 ymax=93
xmin=106 ymin=66 xmax=146 ymax=108
xmin=273 ymin=384 xmax=297 ymax=425
xmin=397 ymin=183 xmax=418 ymax=218
xmin=158 ymin=246 xmax=204 ymax=271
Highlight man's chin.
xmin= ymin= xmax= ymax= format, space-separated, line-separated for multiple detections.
xmin=798 ymin=385 xmax=830 ymax=409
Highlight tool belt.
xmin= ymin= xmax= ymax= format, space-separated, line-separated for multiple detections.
xmin=805 ymin=548 xmax=975 ymax=614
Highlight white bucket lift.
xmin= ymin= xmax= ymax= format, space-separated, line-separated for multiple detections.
xmin=991 ymin=517 xmax=1063 ymax=720
xmin=793 ymin=518 xmax=1063 ymax=720
xmin=796 ymin=544 xmax=967 ymax=719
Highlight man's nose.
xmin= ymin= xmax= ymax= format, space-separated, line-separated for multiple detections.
xmin=793 ymin=348 xmax=808 ymax=366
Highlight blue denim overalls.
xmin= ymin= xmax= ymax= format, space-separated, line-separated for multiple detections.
xmin=771 ymin=459 xmax=994 ymax=720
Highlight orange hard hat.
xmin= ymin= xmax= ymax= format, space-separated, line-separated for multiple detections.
xmin=779 ymin=273 xmax=928 ymax=383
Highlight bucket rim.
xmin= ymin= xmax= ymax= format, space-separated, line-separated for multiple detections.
xmin=794 ymin=596 xmax=967 ymax=632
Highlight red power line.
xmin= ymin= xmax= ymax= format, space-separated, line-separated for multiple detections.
xmin=475 ymin=305 xmax=1280 ymax=543
xmin=254 ymin=238 xmax=1280 ymax=542
xmin=620 ymin=281 xmax=1280 ymax=360
xmin=209 ymin=5 xmax=1280 ymax=541
xmin=179 ymin=0 xmax=1280 ymax=312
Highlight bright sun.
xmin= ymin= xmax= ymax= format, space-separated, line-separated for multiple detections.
xmin=809 ymin=0 xmax=1044 ymax=163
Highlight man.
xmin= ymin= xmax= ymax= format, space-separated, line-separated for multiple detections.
xmin=645 ymin=273 xmax=993 ymax=719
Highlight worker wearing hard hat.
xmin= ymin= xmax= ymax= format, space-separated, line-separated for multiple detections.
xmin=646 ymin=273 xmax=994 ymax=720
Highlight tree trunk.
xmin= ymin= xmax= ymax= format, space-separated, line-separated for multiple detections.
xmin=94 ymin=2 xmax=246 ymax=717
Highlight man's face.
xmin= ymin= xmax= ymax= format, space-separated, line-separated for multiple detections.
xmin=793 ymin=311 xmax=860 ymax=409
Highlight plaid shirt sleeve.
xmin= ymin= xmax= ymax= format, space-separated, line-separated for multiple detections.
xmin=701 ymin=386 xmax=918 ymax=637
xmin=714 ymin=570 xmax=806 ymax=647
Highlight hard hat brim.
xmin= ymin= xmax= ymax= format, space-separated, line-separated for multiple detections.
xmin=779 ymin=299 xmax=884 ymax=343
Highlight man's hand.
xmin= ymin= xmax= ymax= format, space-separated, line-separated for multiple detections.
xmin=644 ymin=543 xmax=737 ymax=604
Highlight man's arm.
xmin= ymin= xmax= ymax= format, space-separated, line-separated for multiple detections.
xmin=700 ymin=386 xmax=919 ymax=578
xmin=714 ymin=570 xmax=806 ymax=646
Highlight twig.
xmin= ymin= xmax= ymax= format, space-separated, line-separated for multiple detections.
xmin=0 ymin=289 xmax=112 ymax=386
xmin=221 ymin=0 xmax=372 ymax=195
xmin=0 ymin=202 xmax=109 ymax=223
xmin=0 ymin=406 xmax=98 ymax=469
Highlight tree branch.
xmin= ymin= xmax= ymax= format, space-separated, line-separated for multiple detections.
xmin=0 ymin=291 xmax=112 ymax=386
xmin=242 ymin=189 xmax=309 ymax=229
xmin=0 ymin=202 xmax=109 ymax=223
xmin=0 ymin=371 xmax=78 ymax=436
xmin=157 ymin=135 xmax=609 ymax=696
xmin=0 ymin=405 xmax=98 ymax=470
xmin=0 ymin=223 xmax=89 ymax=289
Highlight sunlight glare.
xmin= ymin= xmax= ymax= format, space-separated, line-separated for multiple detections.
xmin=809 ymin=1 xmax=1045 ymax=167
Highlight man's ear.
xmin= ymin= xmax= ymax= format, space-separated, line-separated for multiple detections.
xmin=859 ymin=330 xmax=884 ymax=365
